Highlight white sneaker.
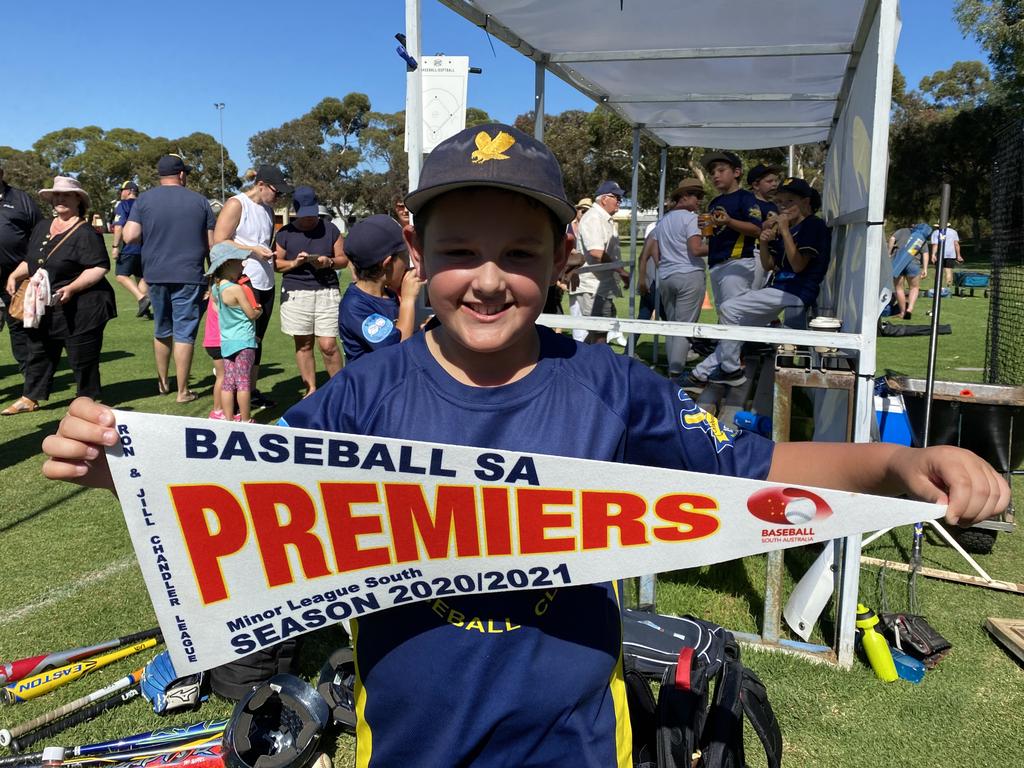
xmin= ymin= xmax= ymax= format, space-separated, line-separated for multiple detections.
xmin=608 ymin=332 xmax=627 ymax=347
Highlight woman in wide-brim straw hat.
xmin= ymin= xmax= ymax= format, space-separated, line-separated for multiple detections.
xmin=2 ymin=176 xmax=116 ymax=415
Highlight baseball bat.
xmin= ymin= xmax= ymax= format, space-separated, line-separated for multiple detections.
xmin=0 ymin=720 xmax=229 ymax=766
xmin=9 ymin=689 xmax=141 ymax=753
xmin=0 ymin=631 xmax=160 ymax=687
xmin=12 ymin=744 xmax=223 ymax=768
xmin=0 ymin=670 xmax=144 ymax=747
xmin=4 ymin=640 xmax=158 ymax=704
xmin=62 ymin=737 xmax=224 ymax=767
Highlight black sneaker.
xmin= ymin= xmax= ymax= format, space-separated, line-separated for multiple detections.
xmin=709 ymin=367 xmax=747 ymax=387
xmin=136 ymin=295 xmax=152 ymax=318
xmin=681 ymin=372 xmax=708 ymax=393
xmin=250 ymin=391 xmax=276 ymax=409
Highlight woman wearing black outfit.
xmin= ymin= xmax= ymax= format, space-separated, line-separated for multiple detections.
xmin=2 ymin=177 xmax=116 ymax=414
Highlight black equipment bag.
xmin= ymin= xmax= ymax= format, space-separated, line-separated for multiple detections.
xmin=623 ymin=609 xmax=783 ymax=768
xmin=210 ymin=640 xmax=301 ymax=701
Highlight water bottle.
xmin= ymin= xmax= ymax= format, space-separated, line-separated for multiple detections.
xmin=855 ymin=604 xmax=898 ymax=682
xmin=734 ymin=410 xmax=772 ymax=438
xmin=890 ymin=647 xmax=925 ymax=684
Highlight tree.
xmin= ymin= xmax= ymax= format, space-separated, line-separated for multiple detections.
xmin=954 ymin=0 xmax=1024 ymax=110
xmin=918 ymin=60 xmax=991 ymax=109
xmin=0 ymin=147 xmax=53 ymax=209
xmin=30 ymin=127 xmax=236 ymax=220
xmin=248 ymin=94 xmax=371 ymax=208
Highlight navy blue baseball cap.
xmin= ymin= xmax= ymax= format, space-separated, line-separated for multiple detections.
xmin=595 ymin=180 xmax=626 ymax=199
xmin=157 ymin=154 xmax=192 ymax=176
xmin=405 ymin=122 xmax=576 ymax=226
xmin=292 ymin=186 xmax=320 ymax=218
xmin=120 ymin=180 xmax=138 ymax=192
xmin=747 ymin=164 xmax=783 ymax=186
xmin=777 ymin=177 xmax=822 ymax=211
xmin=701 ymin=150 xmax=742 ymax=171
xmin=344 ymin=214 xmax=407 ymax=270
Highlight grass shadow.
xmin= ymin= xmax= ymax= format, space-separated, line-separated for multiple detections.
xmin=659 ymin=559 xmax=765 ymax=620
xmin=0 ymin=485 xmax=89 ymax=534
xmin=0 ymin=414 xmax=62 ymax=470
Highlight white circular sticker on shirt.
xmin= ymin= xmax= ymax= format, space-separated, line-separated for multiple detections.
xmin=362 ymin=314 xmax=394 ymax=343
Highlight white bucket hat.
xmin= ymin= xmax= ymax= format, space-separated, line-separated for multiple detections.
xmin=39 ymin=176 xmax=90 ymax=208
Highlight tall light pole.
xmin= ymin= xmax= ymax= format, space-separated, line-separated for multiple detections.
xmin=213 ymin=102 xmax=225 ymax=203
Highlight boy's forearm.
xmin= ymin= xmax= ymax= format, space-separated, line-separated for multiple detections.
xmin=396 ymin=302 xmax=416 ymax=340
xmin=768 ymin=442 xmax=908 ymax=496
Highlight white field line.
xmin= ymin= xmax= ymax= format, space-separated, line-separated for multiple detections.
xmin=0 ymin=557 xmax=137 ymax=628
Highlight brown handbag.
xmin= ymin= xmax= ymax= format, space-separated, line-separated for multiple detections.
xmin=7 ymin=281 xmax=27 ymax=321
xmin=7 ymin=221 xmax=85 ymax=321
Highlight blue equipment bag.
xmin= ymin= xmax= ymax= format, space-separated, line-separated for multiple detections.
xmin=891 ymin=223 xmax=932 ymax=278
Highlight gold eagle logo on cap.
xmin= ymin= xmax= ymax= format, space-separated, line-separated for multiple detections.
xmin=471 ymin=130 xmax=515 ymax=164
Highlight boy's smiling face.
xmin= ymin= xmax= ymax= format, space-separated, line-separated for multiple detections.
xmin=406 ymin=188 xmax=569 ymax=384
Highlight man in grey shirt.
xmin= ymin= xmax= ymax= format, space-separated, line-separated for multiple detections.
xmin=124 ymin=155 xmax=215 ymax=402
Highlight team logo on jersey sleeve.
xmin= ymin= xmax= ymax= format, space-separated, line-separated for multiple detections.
xmin=676 ymin=391 xmax=734 ymax=453
xmin=362 ymin=314 xmax=394 ymax=343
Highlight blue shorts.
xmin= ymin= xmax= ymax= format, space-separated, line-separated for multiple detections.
xmin=115 ymin=250 xmax=143 ymax=278
xmin=149 ymin=283 xmax=204 ymax=343
xmin=896 ymin=258 xmax=922 ymax=279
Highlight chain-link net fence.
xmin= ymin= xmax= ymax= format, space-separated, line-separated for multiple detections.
xmin=986 ymin=120 xmax=1024 ymax=385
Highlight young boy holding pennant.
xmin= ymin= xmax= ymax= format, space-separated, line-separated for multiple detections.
xmin=42 ymin=123 xmax=1009 ymax=768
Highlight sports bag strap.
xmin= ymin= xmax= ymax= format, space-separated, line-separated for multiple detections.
xmin=655 ymin=653 xmax=706 ymax=768
xmin=738 ymin=666 xmax=783 ymax=768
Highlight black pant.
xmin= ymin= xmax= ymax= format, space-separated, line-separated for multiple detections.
xmin=4 ymin=311 xmax=29 ymax=372
xmin=251 ymin=287 xmax=275 ymax=367
xmin=23 ymin=322 xmax=106 ymax=402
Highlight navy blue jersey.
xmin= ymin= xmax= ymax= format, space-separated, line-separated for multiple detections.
xmin=338 ymin=283 xmax=401 ymax=363
xmin=707 ymin=188 xmax=763 ymax=266
xmin=281 ymin=326 xmax=774 ymax=768
xmin=113 ymin=199 xmax=141 ymax=256
xmin=755 ymin=197 xmax=778 ymax=222
xmin=767 ymin=215 xmax=832 ymax=306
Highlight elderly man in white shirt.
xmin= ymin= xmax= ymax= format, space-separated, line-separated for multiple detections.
xmin=577 ymin=181 xmax=628 ymax=344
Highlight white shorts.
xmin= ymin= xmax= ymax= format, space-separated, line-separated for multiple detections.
xmin=279 ymin=288 xmax=341 ymax=338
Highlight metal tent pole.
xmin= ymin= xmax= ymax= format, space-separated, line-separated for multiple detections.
xmin=534 ymin=62 xmax=545 ymax=140
xmin=626 ymin=127 xmax=641 ymax=358
xmin=405 ymin=0 xmax=423 ymax=194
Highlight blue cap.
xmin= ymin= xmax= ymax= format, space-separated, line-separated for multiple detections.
xmin=292 ymin=186 xmax=320 ymax=218
xmin=595 ymin=181 xmax=626 ymax=199
xmin=205 ymin=242 xmax=249 ymax=276
xmin=157 ymin=154 xmax=192 ymax=176
xmin=746 ymin=164 xmax=782 ymax=186
xmin=120 ymin=180 xmax=138 ymax=192
xmin=344 ymin=215 xmax=407 ymax=269
xmin=405 ymin=122 xmax=575 ymax=226
xmin=777 ymin=177 xmax=822 ymax=212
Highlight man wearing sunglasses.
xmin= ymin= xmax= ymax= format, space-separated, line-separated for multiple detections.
xmin=576 ymin=180 xmax=628 ymax=344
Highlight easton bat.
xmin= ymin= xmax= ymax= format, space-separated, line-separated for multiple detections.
xmin=0 ymin=720 xmax=229 ymax=766
xmin=0 ymin=631 xmax=160 ymax=687
xmin=0 ymin=670 xmax=144 ymax=747
xmin=9 ymin=689 xmax=141 ymax=753
xmin=3 ymin=640 xmax=158 ymax=704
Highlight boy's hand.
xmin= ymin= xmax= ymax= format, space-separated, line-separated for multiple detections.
xmin=890 ymin=445 xmax=1010 ymax=527
xmin=711 ymin=208 xmax=731 ymax=226
xmin=400 ymin=269 xmax=425 ymax=301
xmin=41 ymin=397 xmax=118 ymax=493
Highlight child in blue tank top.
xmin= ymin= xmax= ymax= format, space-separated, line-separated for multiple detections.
xmin=207 ymin=243 xmax=261 ymax=423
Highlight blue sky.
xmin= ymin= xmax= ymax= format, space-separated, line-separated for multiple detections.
xmin=0 ymin=0 xmax=985 ymax=171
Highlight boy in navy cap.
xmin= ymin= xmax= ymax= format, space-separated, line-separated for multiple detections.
xmin=686 ymin=151 xmax=764 ymax=389
xmin=337 ymin=214 xmax=423 ymax=363
xmin=710 ymin=177 xmax=831 ymax=381
xmin=41 ymin=125 xmax=1009 ymax=768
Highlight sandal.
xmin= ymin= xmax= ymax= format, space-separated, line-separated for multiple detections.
xmin=2 ymin=397 xmax=39 ymax=415
xmin=158 ymin=380 xmax=171 ymax=395
xmin=176 ymin=391 xmax=199 ymax=404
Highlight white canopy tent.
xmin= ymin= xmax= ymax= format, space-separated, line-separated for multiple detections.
xmin=410 ymin=0 xmax=901 ymax=667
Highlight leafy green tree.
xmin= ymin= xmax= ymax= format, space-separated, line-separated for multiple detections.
xmin=918 ymin=60 xmax=991 ymax=109
xmin=0 ymin=147 xmax=53 ymax=209
xmin=248 ymin=94 xmax=371 ymax=208
xmin=955 ymin=0 xmax=1024 ymax=109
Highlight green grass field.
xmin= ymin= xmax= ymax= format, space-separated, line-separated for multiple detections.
xmin=0 ymin=259 xmax=1021 ymax=768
